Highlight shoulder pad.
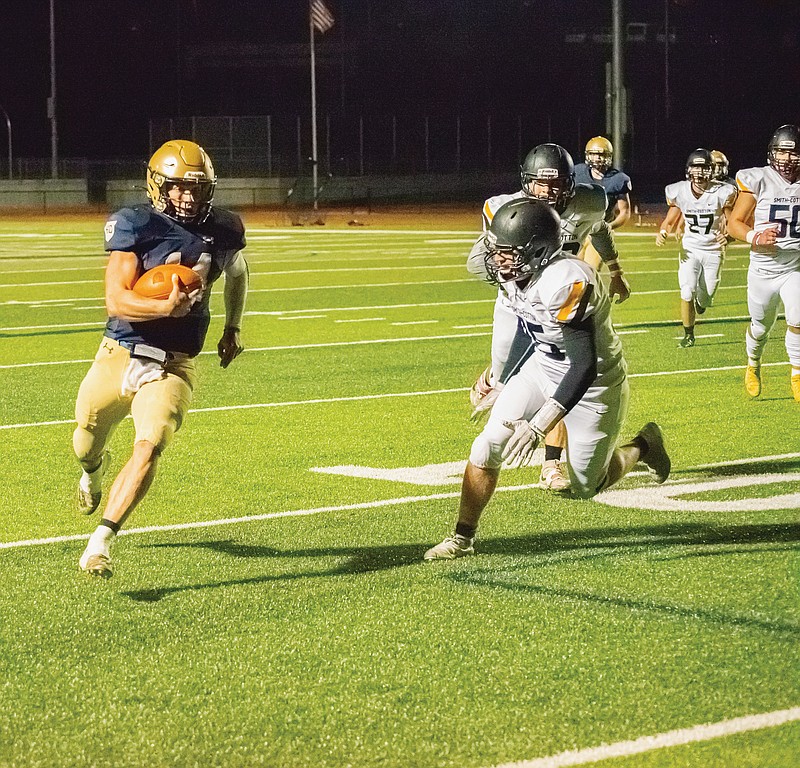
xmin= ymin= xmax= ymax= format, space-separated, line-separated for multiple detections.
xmin=735 ymin=167 xmax=762 ymax=194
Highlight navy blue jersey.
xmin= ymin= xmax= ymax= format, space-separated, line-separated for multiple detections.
xmin=573 ymin=163 xmax=632 ymax=222
xmin=102 ymin=205 xmax=246 ymax=357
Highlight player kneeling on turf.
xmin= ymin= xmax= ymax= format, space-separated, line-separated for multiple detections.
xmin=425 ymin=198 xmax=670 ymax=560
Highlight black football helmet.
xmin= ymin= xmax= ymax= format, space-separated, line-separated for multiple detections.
xmin=484 ymin=198 xmax=562 ymax=284
xmin=768 ymin=124 xmax=800 ymax=183
xmin=685 ymin=148 xmax=714 ymax=190
xmin=520 ymin=143 xmax=576 ymax=212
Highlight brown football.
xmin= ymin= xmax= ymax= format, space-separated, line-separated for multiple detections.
xmin=133 ymin=264 xmax=203 ymax=300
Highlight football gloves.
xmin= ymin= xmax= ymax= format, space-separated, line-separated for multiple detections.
xmin=501 ymin=419 xmax=545 ymax=469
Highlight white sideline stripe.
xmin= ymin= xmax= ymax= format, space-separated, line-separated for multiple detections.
xmin=0 ymin=482 xmax=540 ymax=551
xmin=489 ymin=707 xmax=800 ymax=768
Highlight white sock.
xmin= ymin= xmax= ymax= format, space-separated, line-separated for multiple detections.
xmin=79 ymin=525 xmax=116 ymax=568
xmin=785 ymin=329 xmax=800 ymax=371
xmin=79 ymin=457 xmax=105 ymax=494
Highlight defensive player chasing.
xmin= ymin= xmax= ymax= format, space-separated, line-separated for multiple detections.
xmin=471 ymin=143 xmax=631 ymax=493
xmin=655 ymin=148 xmax=737 ymax=348
xmin=574 ymin=136 xmax=632 ymax=230
xmin=425 ymin=199 xmax=669 ymax=561
xmin=74 ymin=140 xmax=249 ymax=578
xmin=727 ymin=124 xmax=800 ymax=402
xmin=711 ymin=149 xmax=736 ymax=188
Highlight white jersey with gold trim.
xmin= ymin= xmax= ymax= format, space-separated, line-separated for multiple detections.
xmin=501 ymin=257 xmax=626 ymax=389
xmin=736 ymin=165 xmax=800 ymax=274
xmin=481 ymin=184 xmax=607 ymax=256
xmin=665 ymin=180 xmax=737 ymax=253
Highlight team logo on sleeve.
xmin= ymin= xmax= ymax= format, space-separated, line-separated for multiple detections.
xmin=104 ymin=220 xmax=117 ymax=241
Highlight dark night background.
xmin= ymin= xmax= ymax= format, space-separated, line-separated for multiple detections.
xmin=0 ymin=0 xmax=798 ymax=194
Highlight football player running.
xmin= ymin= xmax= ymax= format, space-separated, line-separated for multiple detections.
xmin=711 ymin=149 xmax=736 ymax=188
xmin=74 ymin=140 xmax=249 ymax=578
xmin=471 ymin=143 xmax=630 ymax=493
xmin=424 ymin=199 xmax=669 ymax=561
xmin=655 ymin=148 xmax=737 ymax=348
xmin=728 ymin=124 xmax=800 ymax=401
xmin=574 ymin=136 xmax=632 ymax=230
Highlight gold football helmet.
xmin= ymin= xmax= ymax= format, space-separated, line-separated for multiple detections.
xmin=585 ymin=136 xmax=614 ymax=173
xmin=710 ymin=149 xmax=729 ymax=181
xmin=146 ymin=140 xmax=216 ymax=223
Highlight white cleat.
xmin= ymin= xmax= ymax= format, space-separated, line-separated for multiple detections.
xmin=76 ymin=451 xmax=110 ymax=515
xmin=79 ymin=552 xmax=113 ymax=579
xmin=423 ymin=535 xmax=475 ymax=561
xmin=538 ymin=459 xmax=570 ymax=492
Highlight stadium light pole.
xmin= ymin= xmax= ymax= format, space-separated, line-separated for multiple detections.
xmin=48 ymin=0 xmax=58 ymax=179
xmin=0 ymin=104 xmax=11 ymax=179
xmin=610 ymin=0 xmax=626 ymax=169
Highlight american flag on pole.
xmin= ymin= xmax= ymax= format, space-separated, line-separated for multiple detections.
xmin=310 ymin=0 xmax=335 ymax=33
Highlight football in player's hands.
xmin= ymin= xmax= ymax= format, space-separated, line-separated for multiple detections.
xmin=133 ymin=264 xmax=204 ymax=300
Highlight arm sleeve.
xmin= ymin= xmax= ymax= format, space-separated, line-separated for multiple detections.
xmin=550 ymin=318 xmax=597 ymax=411
xmin=498 ymin=321 xmax=537 ymax=384
xmin=587 ymin=219 xmax=620 ymax=264
xmin=223 ymin=252 xmax=249 ymax=328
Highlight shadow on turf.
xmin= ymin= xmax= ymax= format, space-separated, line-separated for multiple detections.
xmin=121 ymin=520 xmax=800 ymax=624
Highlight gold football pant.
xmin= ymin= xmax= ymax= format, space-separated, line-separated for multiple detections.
xmin=73 ymin=337 xmax=197 ymax=470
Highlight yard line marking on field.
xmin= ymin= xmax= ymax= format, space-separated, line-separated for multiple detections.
xmin=672 ymin=333 xmax=724 ymax=340
xmin=0 ymin=278 xmax=477 ymax=307
xmin=0 ymin=263 xmax=467 ymax=288
xmin=334 ymin=317 xmax=386 ymax=323
xmin=0 ymin=387 xmax=469 ymax=429
xmin=392 ymin=320 xmax=439 ymax=326
xmin=277 ymin=315 xmax=326 ymax=320
xmin=0 ymin=233 xmax=85 ymax=238
xmin=489 ymin=706 xmax=800 ymax=768
xmin=453 ymin=323 xmax=493 ymax=329
xmin=616 ymin=329 xmax=648 ymax=335
xmin=0 ymin=482 xmax=541 ymax=550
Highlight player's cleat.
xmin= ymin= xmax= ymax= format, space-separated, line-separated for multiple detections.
xmin=678 ymin=335 xmax=695 ymax=348
xmin=538 ymin=459 xmax=570 ymax=492
xmin=744 ymin=365 xmax=761 ymax=398
xmin=79 ymin=552 xmax=113 ymax=579
xmin=694 ymin=298 xmax=706 ymax=315
xmin=636 ymin=422 xmax=671 ymax=484
xmin=423 ymin=535 xmax=475 ymax=561
xmin=76 ymin=451 xmax=110 ymax=515
xmin=791 ymin=373 xmax=800 ymax=403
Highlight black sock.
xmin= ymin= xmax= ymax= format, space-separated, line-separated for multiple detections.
xmin=544 ymin=445 xmax=562 ymax=462
xmin=683 ymin=326 xmax=694 ymax=337
xmin=455 ymin=522 xmax=476 ymax=540
xmin=99 ymin=518 xmax=121 ymax=534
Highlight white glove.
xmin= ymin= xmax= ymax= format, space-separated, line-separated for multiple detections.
xmin=501 ymin=419 xmax=545 ymax=469
xmin=655 ymin=229 xmax=668 ymax=246
xmin=470 ymin=381 xmax=504 ymax=424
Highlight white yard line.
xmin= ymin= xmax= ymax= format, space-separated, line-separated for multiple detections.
xmin=0 ymin=482 xmax=539 ymax=550
xmin=488 ymin=706 xmax=800 ymax=768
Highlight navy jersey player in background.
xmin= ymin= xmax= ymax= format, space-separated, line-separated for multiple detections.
xmin=74 ymin=140 xmax=249 ymax=578
xmin=574 ymin=136 xmax=632 ymax=230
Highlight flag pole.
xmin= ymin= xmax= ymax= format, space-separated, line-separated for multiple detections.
xmin=309 ymin=4 xmax=319 ymax=211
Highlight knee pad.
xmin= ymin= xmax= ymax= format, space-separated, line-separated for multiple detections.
xmin=749 ymin=319 xmax=771 ymax=341
xmin=468 ymin=419 xmax=511 ymax=469
xmin=680 ymin=287 xmax=695 ymax=303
